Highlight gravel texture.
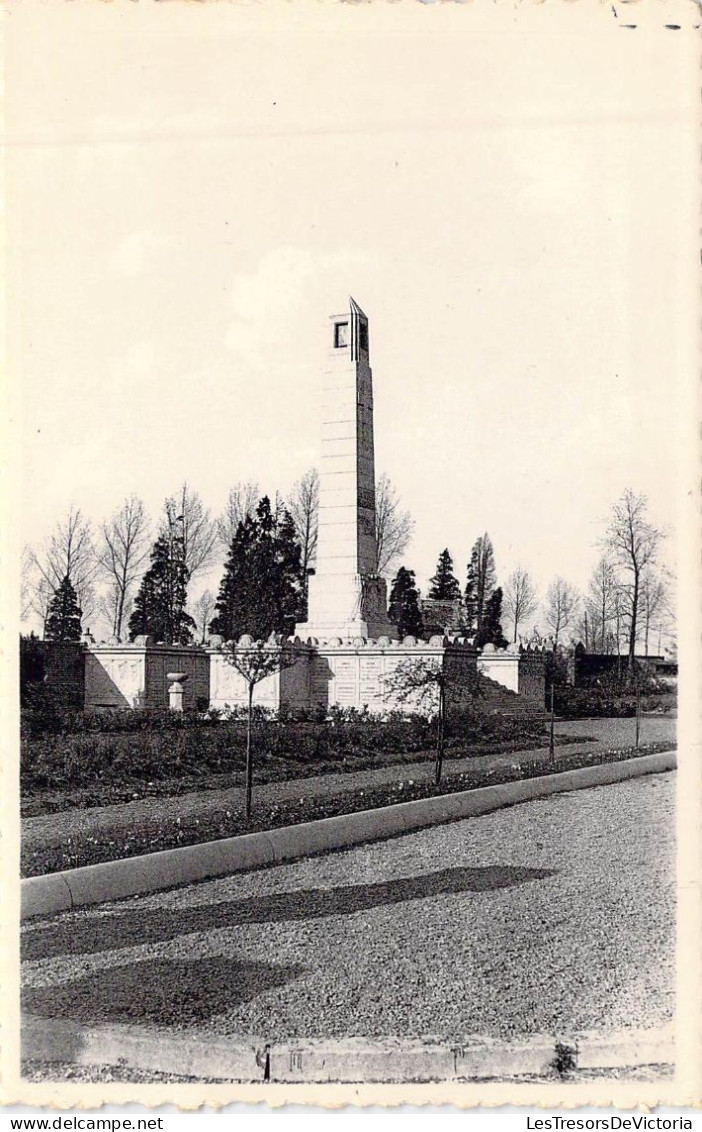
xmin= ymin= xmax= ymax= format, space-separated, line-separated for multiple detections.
xmin=22 ymin=772 xmax=675 ymax=1047
xmin=20 ymin=1061 xmax=223 ymax=1083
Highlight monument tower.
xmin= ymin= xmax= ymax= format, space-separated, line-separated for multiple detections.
xmin=296 ymin=298 xmax=397 ymax=641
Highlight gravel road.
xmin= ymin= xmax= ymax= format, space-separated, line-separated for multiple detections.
xmin=22 ymin=772 xmax=675 ymax=1045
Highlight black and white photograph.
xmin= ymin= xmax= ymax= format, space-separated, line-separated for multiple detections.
xmin=2 ymin=0 xmax=700 ymax=1113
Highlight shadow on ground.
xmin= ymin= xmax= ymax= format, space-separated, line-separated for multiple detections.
xmin=23 ymin=865 xmax=555 ymax=962
xmin=23 ymin=956 xmax=305 ymax=1027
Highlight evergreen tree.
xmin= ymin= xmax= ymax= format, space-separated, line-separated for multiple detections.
xmin=388 ymin=567 xmax=424 ymax=638
xmin=45 ymin=575 xmax=82 ymax=641
xmin=465 ymin=533 xmax=497 ymax=636
xmin=128 ymin=535 xmax=195 ymax=644
xmin=274 ymin=506 xmax=306 ymax=632
xmin=475 ymin=586 xmax=508 ymax=649
xmin=427 ymin=549 xmax=461 ymax=601
xmin=210 ymin=496 xmax=305 ymax=640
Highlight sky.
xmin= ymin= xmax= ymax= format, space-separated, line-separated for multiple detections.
xmin=6 ymin=1 xmax=698 ymax=628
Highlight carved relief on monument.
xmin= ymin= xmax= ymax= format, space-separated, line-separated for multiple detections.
xmin=357 ymin=486 xmax=375 ymax=511
xmin=360 ymin=576 xmax=385 ymax=621
xmin=333 ymin=655 xmax=358 ymax=706
xmin=359 ymin=655 xmax=383 ymax=705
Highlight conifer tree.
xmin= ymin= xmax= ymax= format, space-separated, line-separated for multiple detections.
xmin=128 ymin=535 xmax=194 ymax=644
xmin=273 ymin=506 xmax=306 ymax=633
xmin=465 ymin=533 xmax=497 ymax=636
xmin=45 ymin=575 xmax=82 ymax=641
xmin=475 ymin=586 xmax=508 ymax=649
xmin=210 ymin=496 xmax=305 ymax=640
xmin=388 ymin=567 xmax=424 ymax=638
xmin=427 ymin=549 xmax=461 ymax=601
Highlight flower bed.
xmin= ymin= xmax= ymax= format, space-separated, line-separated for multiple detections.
xmin=21 ymin=741 xmax=671 ymax=878
xmin=21 ymin=705 xmax=548 ymax=796
xmin=23 ymin=733 xmax=586 ymax=819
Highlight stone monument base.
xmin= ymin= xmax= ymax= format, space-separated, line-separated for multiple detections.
xmin=296 ymin=572 xmax=398 ymax=645
xmin=75 ymin=635 xmax=544 ymax=716
xmin=208 ymin=635 xmax=480 ymax=716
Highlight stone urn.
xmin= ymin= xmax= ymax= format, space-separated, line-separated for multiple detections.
xmin=166 ymin=671 xmax=188 ymax=712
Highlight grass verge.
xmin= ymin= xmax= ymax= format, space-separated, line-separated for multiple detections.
xmin=22 ymin=741 xmax=669 ymax=879
xmin=22 ymin=733 xmax=585 ymax=819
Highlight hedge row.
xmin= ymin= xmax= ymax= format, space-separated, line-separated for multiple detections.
xmin=553 ymin=685 xmax=677 ymax=719
xmin=21 ymin=708 xmax=547 ymax=790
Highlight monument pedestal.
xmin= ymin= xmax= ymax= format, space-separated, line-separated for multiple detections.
xmin=296 ymin=570 xmax=397 ymax=643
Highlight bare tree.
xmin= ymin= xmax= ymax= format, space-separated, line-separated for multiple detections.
xmin=218 ymin=636 xmax=301 ymax=819
xmin=161 ymin=483 xmax=218 ymax=582
xmin=192 ymin=588 xmax=216 ymax=644
xmin=375 ymin=473 xmax=414 ymax=576
xmin=611 ymin=585 xmax=626 ymax=662
xmin=544 ymin=577 xmax=580 ymax=648
xmin=21 ymin=545 xmax=36 ymax=623
xmin=604 ymin=490 xmax=661 ymax=670
xmin=503 ymin=567 xmax=538 ymax=643
xmin=98 ymin=495 xmax=150 ymax=640
xmin=650 ymin=570 xmax=676 ymax=657
xmin=585 ymin=556 xmax=618 ymax=652
xmin=27 ymin=507 xmax=98 ymax=629
xmin=287 ymin=467 xmax=319 ymax=578
xmin=383 ymin=657 xmax=447 ymax=785
xmin=217 ymin=481 xmax=260 ymax=549
xmin=575 ymin=607 xmax=592 ymax=651
xmin=639 ymin=569 xmax=669 ymax=657
xmin=22 ymin=546 xmax=53 ymax=633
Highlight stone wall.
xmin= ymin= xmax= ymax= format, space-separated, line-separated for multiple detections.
xmin=307 ymin=635 xmax=478 ymax=716
xmin=517 ymin=650 xmax=547 ymax=702
xmin=477 ymin=643 xmax=546 ymax=703
xmin=20 ymin=638 xmax=85 ymax=708
xmin=84 ymin=641 xmax=210 ymax=709
xmin=69 ymin=634 xmax=542 ymax=716
xmin=205 ymin=634 xmax=480 ymax=716
xmin=208 ymin=641 xmax=314 ymax=711
xmin=443 ymin=643 xmax=482 ymax=715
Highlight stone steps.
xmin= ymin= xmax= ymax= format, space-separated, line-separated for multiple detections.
xmin=475 ymin=674 xmax=547 ymax=719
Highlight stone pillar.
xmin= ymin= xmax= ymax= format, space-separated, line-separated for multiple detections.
xmin=295 ymin=297 xmax=396 ymax=642
xmin=167 ymin=671 xmax=188 ymax=712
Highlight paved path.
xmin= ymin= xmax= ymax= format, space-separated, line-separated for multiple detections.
xmin=22 ymin=772 xmax=675 ymax=1045
xmin=22 ymin=716 xmax=675 ymax=853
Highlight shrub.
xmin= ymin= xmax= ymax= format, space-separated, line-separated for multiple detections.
xmin=553 ymin=679 xmax=676 ymax=719
xmin=20 ymin=703 xmax=549 ymax=793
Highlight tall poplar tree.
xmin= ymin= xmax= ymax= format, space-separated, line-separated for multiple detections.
xmin=465 ymin=533 xmax=497 ymax=637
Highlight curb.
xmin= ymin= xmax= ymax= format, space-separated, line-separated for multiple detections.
xmin=21 ymin=750 xmax=676 ymax=921
xmin=21 ymin=1014 xmax=674 ymax=1083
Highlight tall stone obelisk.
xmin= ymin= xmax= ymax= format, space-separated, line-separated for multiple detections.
xmin=295 ymin=298 xmax=397 ymax=641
